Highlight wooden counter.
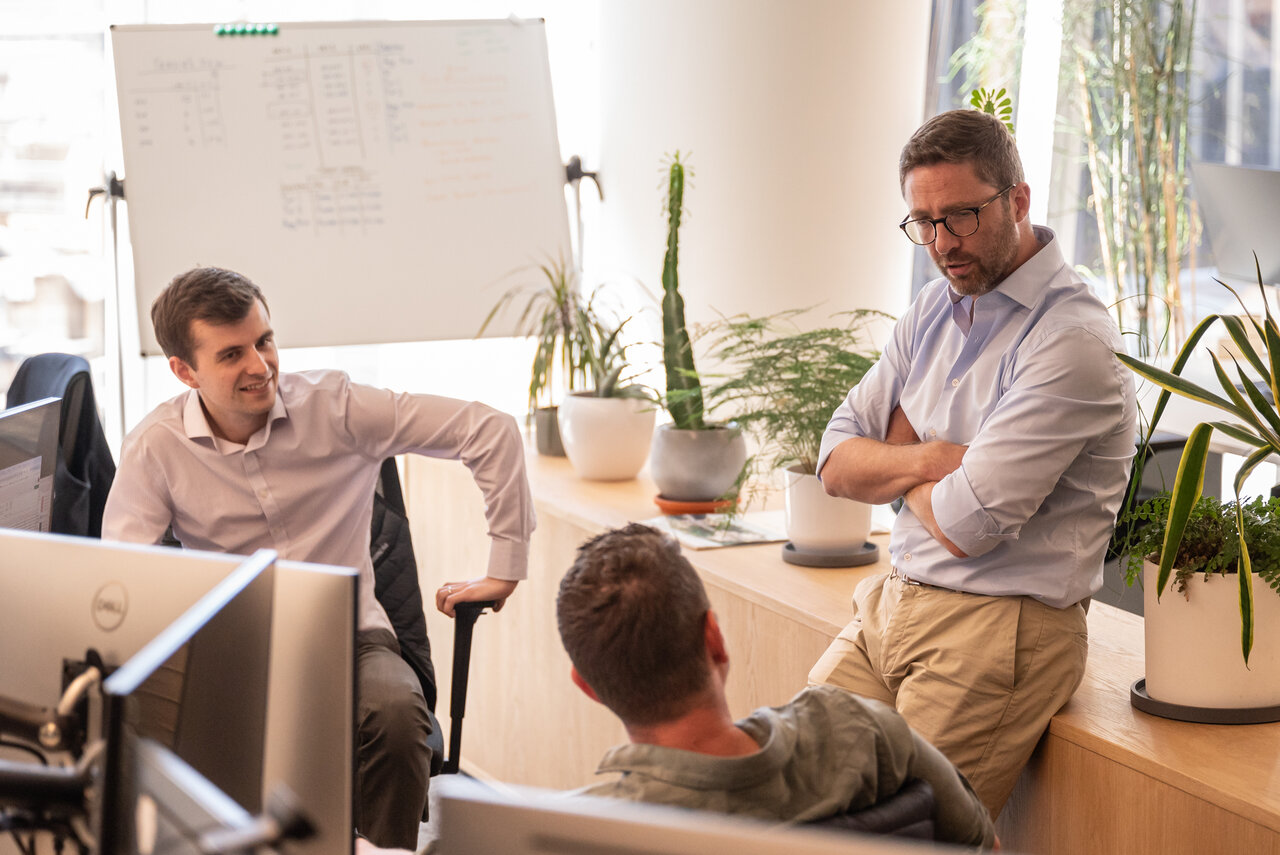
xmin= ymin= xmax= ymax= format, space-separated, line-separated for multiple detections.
xmin=405 ymin=448 xmax=1280 ymax=854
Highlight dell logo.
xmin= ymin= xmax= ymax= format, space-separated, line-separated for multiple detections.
xmin=93 ymin=582 xmax=128 ymax=632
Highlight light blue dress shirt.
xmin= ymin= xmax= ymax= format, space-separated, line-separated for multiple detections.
xmin=818 ymin=227 xmax=1136 ymax=608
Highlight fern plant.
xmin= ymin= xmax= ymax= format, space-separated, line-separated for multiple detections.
xmin=687 ymin=309 xmax=886 ymax=477
xmin=1117 ymin=493 xmax=1280 ymax=601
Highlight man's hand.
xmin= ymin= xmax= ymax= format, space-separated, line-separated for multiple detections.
xmin=885 ymin=405 xmax=920 ymax=445
xmin=435 ymin=576 xmax=518 ymax=617
xmin=822 ymin=407 xmax=968 ymax=505
xmin=905 ymin=482 xmax=968 ymax=558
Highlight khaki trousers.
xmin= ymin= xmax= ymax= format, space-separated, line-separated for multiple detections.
xmin=809 ymin=571 xmax=1088 ymax=817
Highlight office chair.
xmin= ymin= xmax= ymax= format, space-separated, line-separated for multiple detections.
xmin=6 ymin=353 xmax=115 ymax=537
xmin=371 ymin=458 xmax=492 ymax=778
xmin=808 ymin=778 xmax=936 ymax=841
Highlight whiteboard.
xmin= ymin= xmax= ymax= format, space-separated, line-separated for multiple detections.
xmin=111 ymin=19 xmax=571 ymax=355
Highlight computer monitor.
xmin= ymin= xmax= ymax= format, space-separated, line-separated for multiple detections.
xmin=1191 ymin=161 xmax=1280 ymax=287
xmin=434 ymin=777 xmax=926 ymax=855
xmin=99 ymin=549 xmax=276 ymax=855
xmin=0 ymin=531 xmax=356 ymax=855
xmin=0 ymin=397 xmax=59 ymax=533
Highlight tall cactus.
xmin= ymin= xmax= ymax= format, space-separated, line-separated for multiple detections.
xmin=661 ymin=152 xmax=706 ymax=431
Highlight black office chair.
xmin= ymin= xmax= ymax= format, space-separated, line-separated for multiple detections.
xmin=808 ymin=778 xmax=936 ymax=841
xmin=6 ymin=353 xmax=115 ymax=537
xmin=371 ymin=458 xmax=492 ymax=778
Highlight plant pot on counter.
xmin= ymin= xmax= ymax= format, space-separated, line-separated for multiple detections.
xmin=781 ymin=465 xmax=878 ymax=567
xmin=649 ymin=423 xmax=746 ymax=503
xmin=558 ymin=393 xmax=655 ymax=481
xmin=533 ymin=406 xmax=565 ymax=457
xmin=1132 ymin=559 xmax=1280 ymax=723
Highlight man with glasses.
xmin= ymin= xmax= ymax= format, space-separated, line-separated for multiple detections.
xmin=809 ymin=109 xmax=1137 ymax=819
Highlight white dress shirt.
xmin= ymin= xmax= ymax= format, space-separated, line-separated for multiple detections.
xmin=103 ymin=369 xmax=535 ymax=633
xmin=819 ymin=227 xmax=1137 ymax=608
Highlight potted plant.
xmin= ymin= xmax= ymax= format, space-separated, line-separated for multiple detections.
xmin=479 ymin=256 xmax=595 ymax=456
xmin=558 ymin=316 xmax=657 ymax=481
xmin=1117 ymin=492 xmax=1280 ymax=722
xmin=649 ymin=152 xmax=746 ymax=503
xmin=696 ymin=309 xmax=886 ymax=564
xmin=1116 ymin=257 xmax=1280 ymax=719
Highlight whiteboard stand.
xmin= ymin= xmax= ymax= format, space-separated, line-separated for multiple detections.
xmin=564 ymin=155 xmax=602 ymax=275
xmin=85 ymin=171 xmax=128 ymax=446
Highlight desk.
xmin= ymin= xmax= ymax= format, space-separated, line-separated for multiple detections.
xmin=405 ymin=448 xmax=1280 ymax=855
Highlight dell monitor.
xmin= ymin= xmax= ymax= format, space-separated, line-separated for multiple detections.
xmin=99 ymin=549 xmax=277 ymax=855
xmin=0 ymin=397 xmax=59 ymax=533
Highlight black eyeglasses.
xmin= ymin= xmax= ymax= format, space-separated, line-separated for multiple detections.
xmin=898 ymin=184 xmax=1015 ymax=246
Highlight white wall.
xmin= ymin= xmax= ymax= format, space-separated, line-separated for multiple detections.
xmin=596 ymin=0 xmax=931 ymax=332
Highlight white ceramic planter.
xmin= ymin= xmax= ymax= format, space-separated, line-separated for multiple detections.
xmin=1142 ymin=560 xmax=1280 ymax=710
xmin=783 ymin=465 xmax=871 ymax=554
xmin=557 ymin=394 xmax=655 ymax=481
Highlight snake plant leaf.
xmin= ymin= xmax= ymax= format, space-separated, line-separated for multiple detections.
xmin=1156 ymin=422 xmax=1213 ymax=599
xmin=1208 ymin=420 xmax=1272 ymax=449
xmin=1219 ymin=314 xmax=1272 ymax=380
xmin=1210 ymin=354 xmax=1280 ymax=447
xmin=1266 ymin=315 xmax=1280 ymax=407
xmin=1116 ymin=351 xmax=1244 ymax=418
xmin=1229 ymin=355 xmax=1280 ymax=439
xmin=1233 ymin=496 xmax=1257 ymax=665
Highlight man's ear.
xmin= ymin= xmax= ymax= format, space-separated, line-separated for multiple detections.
xmin=169 ymin=355 xmax=200 ymax=390
xmin=1012 ymin=182 xmax=1032 ymax=223
xmin=704 ymin=611 xmax=729 ymax=666
xmin=570 ymin=666 xmax=602 ymax=704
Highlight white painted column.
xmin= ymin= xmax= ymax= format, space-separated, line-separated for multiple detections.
xmin=596 ymin=0 xmax=931 ymax=330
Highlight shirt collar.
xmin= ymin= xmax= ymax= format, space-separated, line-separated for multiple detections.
xmin=593 ymin=710 xmax=788 ymax=790
xmin=988 ymin=225 xmax=1062 ymax=310
xmin=180 ymin=383 xmax=289 ymax=454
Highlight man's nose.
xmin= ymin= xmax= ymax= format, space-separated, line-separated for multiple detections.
xmin=933 ymin=224 xmax=962 ymax=254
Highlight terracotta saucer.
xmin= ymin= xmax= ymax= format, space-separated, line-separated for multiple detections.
xmin=653 ymin=494 xmax=734 ymax=516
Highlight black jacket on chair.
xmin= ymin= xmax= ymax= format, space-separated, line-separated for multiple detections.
xmin=7 ymin=353 xmax=116 ymax=537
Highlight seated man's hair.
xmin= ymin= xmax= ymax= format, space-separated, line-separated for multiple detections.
xmin=152 ymin=266 xmax=268 ymax=365
xmin=557 ymin=523 xmax=712 ymax=726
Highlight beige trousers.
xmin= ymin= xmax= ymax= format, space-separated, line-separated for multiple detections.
xmin=809 ymin=571 xmax=1088 ymax=818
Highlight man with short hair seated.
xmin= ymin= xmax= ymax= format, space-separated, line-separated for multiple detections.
xmin=362 ymin=524 xmax=997 ymax=854
xmin=557 ymin=523 xmax=997 ymax=849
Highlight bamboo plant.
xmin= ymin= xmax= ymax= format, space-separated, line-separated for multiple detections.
xmin=1061 ymin=0 xmax=1199 ymax=353
xmin=1117 ymin=257 xmax=1280 ymax=664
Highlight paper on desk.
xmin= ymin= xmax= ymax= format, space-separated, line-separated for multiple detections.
xmin=645 ymin=504 xmax=895 ymax=550
xmin=642 ymin=511 xmax=787 ymax=550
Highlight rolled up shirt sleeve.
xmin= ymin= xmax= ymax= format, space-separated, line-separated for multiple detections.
xmin=931 ymin=325 xmax=1131 ymax=557
xmin=343 ymin=380 xmax=536 ymax=581
xmin=817 ymin=306 xmax=918 ymax=479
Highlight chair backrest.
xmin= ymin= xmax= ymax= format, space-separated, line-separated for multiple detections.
xmin=807 ymin=778 xmax=935 ymax=841
xmin=6 ymin=353 xmax=115 ymax=537
xmin=371 ymin=458 xmax=437 ymax=712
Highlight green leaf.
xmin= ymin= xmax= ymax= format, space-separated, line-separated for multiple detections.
xmin=1219 ymin=314 xmax=1271 ymax=379
xmin=1156 ymin=423 xmax=1213 ymax=598
xmin=1116 ymin=351 xmax=1245 ymax=417
xmin=1237 ymin=499 xmax=1255 ymax=665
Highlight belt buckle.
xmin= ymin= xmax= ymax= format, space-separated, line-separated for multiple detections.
xmin=891 ymin=567 xmax=922 ymax=587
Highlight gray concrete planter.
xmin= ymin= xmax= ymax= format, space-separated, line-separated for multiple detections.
xmin=533 ymin=406 xmax=565 ymax=457
xmin=649 ymin=423 xmax=746 ymax=502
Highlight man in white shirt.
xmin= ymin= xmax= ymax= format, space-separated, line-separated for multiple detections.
xmin=103 ymin=266 xmax=536 ymax=849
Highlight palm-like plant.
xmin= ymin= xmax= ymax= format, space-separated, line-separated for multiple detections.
xmin=479 ymin=256 xmax=595 ymax=413
xmin=1116 ymin=257 xmax=1280 ymax=664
